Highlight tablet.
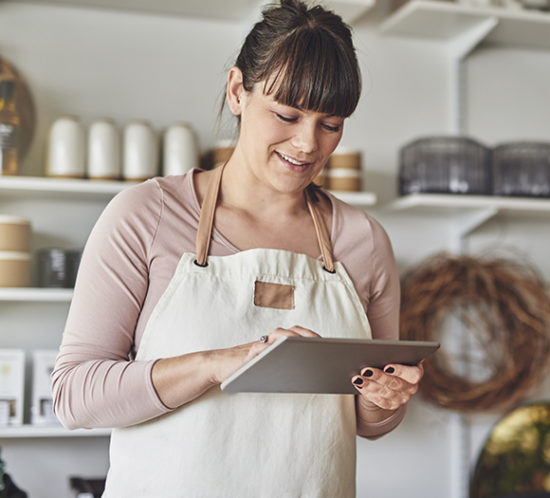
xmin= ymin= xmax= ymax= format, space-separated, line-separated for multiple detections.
xmin=221 ymin=336 xmax=439 ymax=395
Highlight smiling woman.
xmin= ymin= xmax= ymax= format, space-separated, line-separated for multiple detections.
xmin=52 ymin=1 xmax=422 ymax=497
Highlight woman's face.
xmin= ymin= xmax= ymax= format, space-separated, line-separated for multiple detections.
xmin=237 ymin=82 xmax=345 ymax=195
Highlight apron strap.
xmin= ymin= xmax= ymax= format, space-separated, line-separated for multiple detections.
xmin=195 ymin=163 xmax=224 ymax=266
xmin=305 ymin=187 xmax=335 ymax=273
xmin=195 ymin=163 xmax=335 ymax=272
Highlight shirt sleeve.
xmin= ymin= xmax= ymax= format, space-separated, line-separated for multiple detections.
xmin=349 ymin=211 xmax=404 ymax=439
xmin=51 ymin=180 xmax=171 ymax=429
xmin=365 ymin=216 xmax=400 ymax=342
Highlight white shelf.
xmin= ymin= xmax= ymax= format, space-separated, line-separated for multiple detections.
xmin=379 ymin=0 xmax=550 ymax=51
xmin=331 ymin=190 xmax=377 ymax=207
xmin=0 ymin=175 xmax=376 ymax=207
xmin=13 ymin=0 xmax=375 ymax=24
xmin=0 ymin=425 xmax=111 ymax=438
xmin=0 ymin=175 xmax=134 ymax=201
xmin=0 ymin=288 xmax=73 ymax=302
xmin=389 ymin=193 xmax=550 ymax=239
xmin=390 ymin=192 xmax=550 ymax=213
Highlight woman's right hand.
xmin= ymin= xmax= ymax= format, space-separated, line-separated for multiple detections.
xmin=211 ymin=325 xmax=321 ymax=385
xmin=152 ymin=325 xmax=320 ymax=410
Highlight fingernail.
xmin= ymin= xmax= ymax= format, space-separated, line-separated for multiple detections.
xmin=385 ymin=366 xmax=395 ymax=374
xmin=361 ymin=368 xmax=374 ymax=378
xmin=353 ymin=377 xmax=363 ymax=386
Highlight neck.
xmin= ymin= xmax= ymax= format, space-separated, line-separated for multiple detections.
xmin=219 ymin=150 xmax=310 ymax=220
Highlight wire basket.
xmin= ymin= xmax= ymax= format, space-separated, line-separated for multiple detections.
xmin=492 ymin=142 xmax=550 ymax=198
xmin=399 ymin=136 xmax=492 ymax=195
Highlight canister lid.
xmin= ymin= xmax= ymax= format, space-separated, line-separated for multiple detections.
xmin=0 ymin=251 xmax=31 ymax=260
xmin=0 ymin=215 xmax=31 ymax=225
xmin=328 ymin=168 xmax=361 ymax=178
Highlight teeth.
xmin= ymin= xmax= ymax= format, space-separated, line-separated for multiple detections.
xmin=280 ymin=152 xmax=306 ymax=166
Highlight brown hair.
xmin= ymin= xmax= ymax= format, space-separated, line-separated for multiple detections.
xmin=232 ymin=0 xmax=361 ymax=117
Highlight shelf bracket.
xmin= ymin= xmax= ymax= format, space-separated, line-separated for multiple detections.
xmin=449 ymin=16 xmax=499 ymax=60
xmin=449 ymin=16 xmax=499 ymax=134
xmin=449 ymin=206 xmax=499 ymax=253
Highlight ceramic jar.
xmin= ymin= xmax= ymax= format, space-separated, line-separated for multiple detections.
xmin=162 ymin=122 xmax=199 ymax=176
xmin=122 ymin=120 xmax=159 ymax=181
xmin=0 ymin=252 xmax=31 ymax=287
xmin=0 ymin=215 xmax=31 ymax=252
xmin=46 ymin=116 xmax=86 ymax=178
xmin=87 ymin=118 xmax=121 ymax=180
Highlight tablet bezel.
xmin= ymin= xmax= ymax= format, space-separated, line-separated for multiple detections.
xmin=221 ymin=336 xmax=439 ymax=395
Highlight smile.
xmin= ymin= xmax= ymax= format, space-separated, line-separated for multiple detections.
xmin=276 ymin=151 xmax=310 ymax=167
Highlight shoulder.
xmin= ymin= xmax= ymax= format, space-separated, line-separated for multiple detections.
xmin=323 ymin=191 xmax=398 ymax=308
xmin=106 ymin=171 xmax=196 ymax=222
xmin=324 ymin=191 xmax=393 ymax=254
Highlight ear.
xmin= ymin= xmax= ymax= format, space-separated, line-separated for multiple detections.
xmin=226 ymin=66 xmax=245 ymax=116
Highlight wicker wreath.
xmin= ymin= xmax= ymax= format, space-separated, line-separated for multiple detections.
xmin=400 ymin=253 xmax=550 ymax=412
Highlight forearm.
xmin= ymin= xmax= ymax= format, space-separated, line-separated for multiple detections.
xmin=151 ymin=350 xmax=219 ymax=409
xmin=52 ymin=353 xmax=170 ymax=430
xmin=355 ymin=395 xmax=406 ymax=440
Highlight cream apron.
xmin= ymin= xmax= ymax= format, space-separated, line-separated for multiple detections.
xmin=103 ymin=164 xmax=372 ymax=498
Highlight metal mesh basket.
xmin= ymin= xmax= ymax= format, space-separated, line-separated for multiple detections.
xmin=399 ymin=136 xmax=492 ymax=195
xmin=492 ymin=142 xmax=550 ymax=198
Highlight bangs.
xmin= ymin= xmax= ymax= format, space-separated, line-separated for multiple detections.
xmin=260 ymin=28 xmax=360 ymax=117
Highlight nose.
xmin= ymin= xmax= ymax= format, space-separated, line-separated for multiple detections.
xmin=291 ymin=121 xmax=319 ymax=154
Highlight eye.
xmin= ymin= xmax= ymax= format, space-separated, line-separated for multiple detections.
xmin=322 ymin=123 xmax=341 ymax=133
xmin=276 ymin=113 xmax=298 ymax=123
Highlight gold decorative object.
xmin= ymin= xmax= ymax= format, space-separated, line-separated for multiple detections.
xmin=0 ymin=56 xmax=36 ymax=163
xmin=471 ymin=402 xmax=550 ymax=497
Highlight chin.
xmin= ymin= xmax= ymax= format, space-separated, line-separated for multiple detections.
xmin=269 ymin=174 xmax=312 ymax=195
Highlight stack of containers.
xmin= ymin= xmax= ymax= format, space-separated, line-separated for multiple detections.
xmin=327 ymin=148 xmax=362 ymax=191
xmin=0 ymin=215 xmax=31 ymax=287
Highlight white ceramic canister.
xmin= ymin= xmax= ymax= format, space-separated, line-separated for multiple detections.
xmin=162 ymin=122 xmax=199 ymax=176
xmin=122 ymin=120 xmax=159 ymax=181
xmin=0 ymin=215 xmax=31 ymax=252
xmin=46 ymin=116 xmax=86 ymax=178
xmin=87 ymin=118 xmax=121 ymax=180
xmin=0 ymin=251 xmax=31 ymax=287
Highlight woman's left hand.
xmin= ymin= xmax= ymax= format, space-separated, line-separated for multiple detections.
xmin=351 ymin=363 xmax=424 ymax=411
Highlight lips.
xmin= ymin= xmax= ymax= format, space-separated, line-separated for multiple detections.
xmin=276 ymin=151 xmax=312 ymax=172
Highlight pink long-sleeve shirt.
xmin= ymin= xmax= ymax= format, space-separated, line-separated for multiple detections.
xmin=52 ymin=169 xmax=402 ymax=434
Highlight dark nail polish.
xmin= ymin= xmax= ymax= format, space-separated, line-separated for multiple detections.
xmin=362 ymin=369 xmax=373 ymax=378
xmin=385 ymin=367 xmax=395 ymax=374
xmin=353 ymin=377 xmax=363 ymax=385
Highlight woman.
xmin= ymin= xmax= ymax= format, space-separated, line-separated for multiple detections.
xmin=52 ymin=1 xmax=423 ymax=496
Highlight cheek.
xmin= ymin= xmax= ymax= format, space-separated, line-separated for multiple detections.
xmin=243 ymin=115 xmax=288 ymax=150
xmin=321 ymin=133 xmax=343 ymax=156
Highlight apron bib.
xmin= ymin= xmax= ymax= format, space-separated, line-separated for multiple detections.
xmin=103 ymin=165 xmax=372 ymax=498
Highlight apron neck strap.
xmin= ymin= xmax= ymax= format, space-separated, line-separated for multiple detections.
xmin=195 ymin=163 xmax=335 ymax=272
xmin=305 ymin=186 xmax=335 ymax=273
xmin=195 ymin=164 xmax=224 ymax=266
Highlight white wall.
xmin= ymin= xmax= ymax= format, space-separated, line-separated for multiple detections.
xmin=1 ymin=2 xmax=550 ymax=497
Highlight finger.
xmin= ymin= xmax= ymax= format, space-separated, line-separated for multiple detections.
xmin=352 ymin=376 xmax=411 ymax=410
xmin=266 ymin=327 xmax=303 ymax=343
xmin=383 ymin=364 xmax=424 ymax=384
xmin=288 ymin=325 xmax=321 ymax=338
xmin=359 ymin=368 xmax=417 ymax=396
